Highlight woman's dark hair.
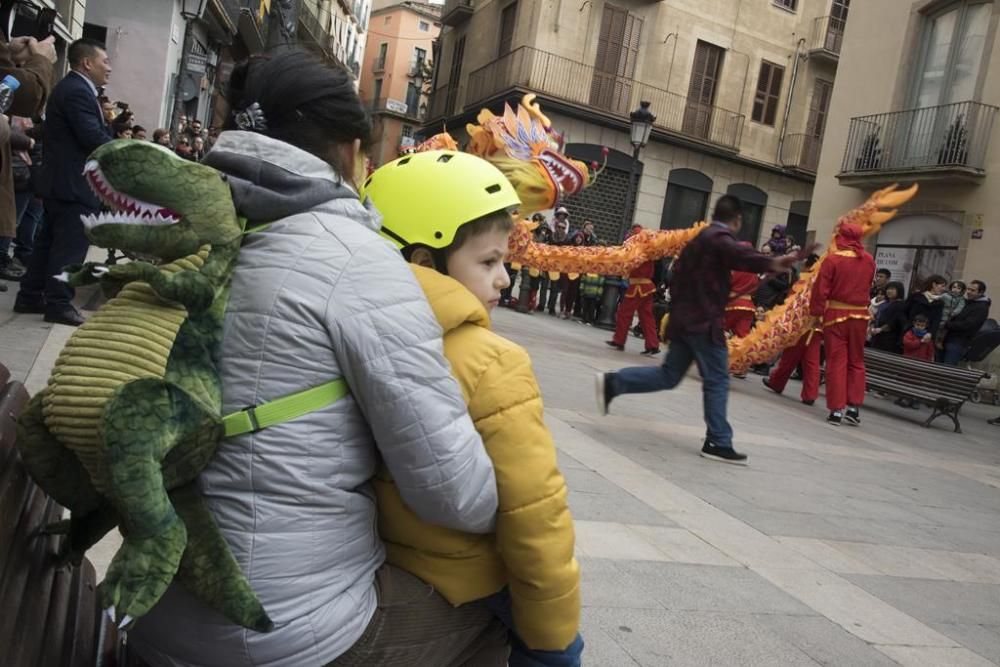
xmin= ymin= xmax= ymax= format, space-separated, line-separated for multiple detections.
xmin=923 ymin=274 xmax=947 ymax=291
xmin=225 ymin=47 xmax=372 ymax=175
xmin=885 ymin=281 xmax=905 ymax=300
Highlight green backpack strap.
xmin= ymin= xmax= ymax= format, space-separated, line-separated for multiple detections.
xmin=222 ymin=379 xmax=350 ymax=437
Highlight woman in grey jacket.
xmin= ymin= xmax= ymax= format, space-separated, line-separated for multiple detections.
xmin=130 ymin=50 xmax=506 ymax=666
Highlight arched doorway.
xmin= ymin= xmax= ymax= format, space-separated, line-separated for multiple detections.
xmin=727 ymin=183 xmax=767 ymax=246
xmin=661 ymin=168 xmax=713 ymax=230
xmin=874 ymin=214 xmax=962 ymax=294
xmin=563 ymin=144 xmax=640 ymax=242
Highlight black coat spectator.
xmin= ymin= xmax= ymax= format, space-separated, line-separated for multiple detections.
xmin=870 ymin=282 xmax=907 ymax=353
xmin=905 ymin=275 xmax=947 ymax=337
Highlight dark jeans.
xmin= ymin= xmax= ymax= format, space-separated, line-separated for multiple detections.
xmin=582 ymin=297 xmax=599 ymax=324
xmin=0 ymin=191 xmax=43 ymax=263
xmin=17 ymin=199 xmax=94 ymax=309
xmin=943 ymin=340 xmax=967 ymax=366
xmin=609 ymin=331 xmax=734 ymax=448
xmin=483 ymin=588 xmax=583 ymax=667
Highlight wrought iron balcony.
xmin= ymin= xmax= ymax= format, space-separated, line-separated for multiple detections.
xmin=809 ymin=15 xmax=845 ymax=62
xmin=779 ymin=133 xmax=822 ymax=173
xmin=462 ymin=46 xmax=744 ymax=151
xmin=426 ymin=82 xmax=460 ymax=122
xmin=441 ymin=0 xmax=473 ymax=26
xmin=373 ymin=56 xmax=386 ymax=73
xmin=838 ymin=101 xmax=999 ymax=186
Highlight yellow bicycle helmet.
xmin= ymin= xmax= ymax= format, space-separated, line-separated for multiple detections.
xmin=361 ymin=150 xmax=522 ymax=250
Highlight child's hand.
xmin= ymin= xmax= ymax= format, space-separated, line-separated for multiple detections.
xmin=922 ymin=334 xmax=932 ymax=343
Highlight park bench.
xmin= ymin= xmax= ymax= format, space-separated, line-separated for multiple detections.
xmin=0 ymin=362 xmax=143 ymax=666
xmin=864 ymin=348 xmax=986 ymax=433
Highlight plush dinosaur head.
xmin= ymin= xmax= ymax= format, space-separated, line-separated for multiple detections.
xmin=82 ymin=140 xmax=241 ymax=260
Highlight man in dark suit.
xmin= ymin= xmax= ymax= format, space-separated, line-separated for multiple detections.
xmin=15 ymin=38 xmax=112 ymax=326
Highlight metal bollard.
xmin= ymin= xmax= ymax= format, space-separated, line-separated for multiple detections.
xmin=516 ymin=267 xmax=532 ymax=313
xmin=596 ymin=277 xmax=622 ymax=330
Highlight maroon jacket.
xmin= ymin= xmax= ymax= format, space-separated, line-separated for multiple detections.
xmin=667 ymin=222 xmax=775 ymax=345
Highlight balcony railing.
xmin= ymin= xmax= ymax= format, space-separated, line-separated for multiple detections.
xmin=366 ymin=97 xmax=425 ymax=121
xmin=463 ymin=46 xmax=744 ymax=151
xmin=810 ymin=15 xmax=845 ymax=59
xmin=839 ymin=101 xmax=998 ymax=181
xmin=441 ymin=0 xmax=473 ymax=26
xmin=426 ymin=83 xmax=459 ymax=121
xmin=779 ymin=133 xmax=822 ymax=173
xmin=373 ymin=56 xmax=386 ymax=73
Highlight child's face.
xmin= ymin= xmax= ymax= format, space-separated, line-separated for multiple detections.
xmin=445 ymin=228 xmax=511 ymax=311
xmin=951 ymin=283 xmax=964 ymax=296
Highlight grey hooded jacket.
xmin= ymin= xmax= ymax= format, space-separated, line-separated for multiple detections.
xmin=130 ymin=132 xmax=498 ymax=666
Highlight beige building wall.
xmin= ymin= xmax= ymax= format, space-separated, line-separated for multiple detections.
xmin=360 ymin=1 xmax=440 ymax=166
xmin=433 ymin=0 xmax=848 ymax=245
xmin=811 ymin=0 xmax=1000 ymax=372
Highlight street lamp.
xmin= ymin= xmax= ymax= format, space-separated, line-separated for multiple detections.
xmin=598 ymin=101 xmax=656 ymax=330
xmin=170 ymin=0 xmax=209 ymax=141
xmin=621 ymin=100 xmax=655 ymax=234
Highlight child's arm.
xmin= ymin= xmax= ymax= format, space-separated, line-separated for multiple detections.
xmin=469 ymin=346 xmax=580 ymax=652
xmin=902 ymin=331 xmax=921 ymax=354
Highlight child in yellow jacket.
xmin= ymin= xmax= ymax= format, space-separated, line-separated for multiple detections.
xmin=362 ymin=150 xmax=582 ymax=665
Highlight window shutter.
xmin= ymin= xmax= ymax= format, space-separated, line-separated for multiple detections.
xmin=684 ymin=41 xmax=724 ymax=139
xmin=498 ymin=3 xmax=517 ymax=56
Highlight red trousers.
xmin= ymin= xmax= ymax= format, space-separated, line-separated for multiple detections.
xmin=724 ymin=310 xmax=754 ymax=338
xmin=767 ymin=331 xmax=821 ymax=402
xmin=823 ymin=318 xmax=867 ymax=410
xmin=613 ymin=293 xmax=659 ymax=350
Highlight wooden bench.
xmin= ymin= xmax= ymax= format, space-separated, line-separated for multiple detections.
xmin=864 ymin=348 xmax=986 ymax=433
xmin=0 ymin=363 xmax=127 ymax=667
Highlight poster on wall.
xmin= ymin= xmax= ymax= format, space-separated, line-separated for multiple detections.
xmin=875 ymin=246 xmax=916 ymax=289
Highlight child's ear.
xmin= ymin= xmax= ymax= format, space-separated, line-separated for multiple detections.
xmin=410 ymin=246 xmax=436 ymax=269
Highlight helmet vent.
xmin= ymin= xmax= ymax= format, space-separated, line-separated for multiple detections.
xmin=485 ymin=184 xmax=502 ymax=194
xmin=437 ymin=154 xmax=453 ymax=163
xmin=398 ymin=157 xmax=412 ymax=166
xmin=434 ymin=231 xmax=443 ymax=239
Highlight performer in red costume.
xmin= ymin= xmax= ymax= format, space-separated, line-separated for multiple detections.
xmin=724 ymin=245 xmax=760 ymax=338
xmin=607 ymin=224 xmax=661 ymax=355
xmin=810 ymin=223 xmax=876 ymax=426
xmin=763 ymin=324 xmax=822 ymax=405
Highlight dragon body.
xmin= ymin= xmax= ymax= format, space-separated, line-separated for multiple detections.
xmin=419 ymin=95 xmax=919 ymax=371
xmin=16 ymin=140 xmax=272 ymax=632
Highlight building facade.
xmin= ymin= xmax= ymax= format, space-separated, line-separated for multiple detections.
xmin=83 ymin=0 xmax=270 ymax=131
xmin=427 ymin=0 xmax=850 ymax=245
xmin=358 ymin=0 xmax=440 ymax=166
xmin=300 ymin=0 xmax=371 ymax=77
xmin=3 ymin=0 xmax=87 ymax=72
xmin=811 ymin=0 xmax=998 ymax=318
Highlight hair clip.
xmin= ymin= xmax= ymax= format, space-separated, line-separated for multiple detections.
xmin=234 ymin=102 xmax=267 ymax=132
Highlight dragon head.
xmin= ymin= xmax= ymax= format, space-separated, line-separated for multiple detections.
xmin=82 ymin=140 xmax=241 ymax=260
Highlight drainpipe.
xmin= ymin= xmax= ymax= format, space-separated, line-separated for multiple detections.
xmin=553 ymin=0 xmax=563 ymax=33
xmin=776 ymin=37 xmax=807 ymax=165
xmin=662 ymin=31 xmax=678 ymax=91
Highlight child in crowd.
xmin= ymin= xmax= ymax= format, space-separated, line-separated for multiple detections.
xmin=580 ymin=272 xmax=605 ymax=325
xmin=362 ymin=150 xmax=583 ymax=666
xmin=936 ymin=280 xmax=966 ymax=357
xmin=897 ymin=313 xmax=934 ymax=408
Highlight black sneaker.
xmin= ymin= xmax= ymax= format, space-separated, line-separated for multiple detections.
xmin=595 ymin=372 xmax=613 ymax=416
xmin=700 ymin=441 xmax=748 ymax=465
xmin=605 ymin=341 xmax=624 ymax=351
xmin=762 ymin=378 xmax=782 ymax=395
xmin=826 ymin=410 xmax=844 ymax=426
xmin=844 ymin=407 xmax=861 ymax=426
xmin=640 ymin=348 xmax=660 ymax=356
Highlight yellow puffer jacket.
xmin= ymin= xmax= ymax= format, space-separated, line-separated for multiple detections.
xmin=373 ymin=264 xmax=580 ymax=651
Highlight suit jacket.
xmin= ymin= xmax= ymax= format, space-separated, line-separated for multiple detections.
xmin=0 ymin=40 xmax=52 ymax=238
xmin=37 ymin=71 xmax=112 ymax=208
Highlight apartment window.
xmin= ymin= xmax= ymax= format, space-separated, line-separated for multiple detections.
xmin=911 ymin=0 xmax=991 ymax=108
xmin=406 ymin=82 xmax=420 ymax=114
xmin=498 ymin=2 xmax=518 ymax=56
xmin=412 ymin=47 xmax=427 ymax=75
xmin=683 ymin=40 xmax=724 ymax=139
xmin=402 ymin=125 xmax=414 ymax=139
xmin=375 ymin=42 xmax=387 ymax=70
xmin=372 ymin=78 xmax=383 ymax=107
xmin=446 ymin=36 xmax=466 ymax=113
xmin=751 ymin=60 xmax=784 ymax=126
xmin=419 ymin=20 xmax=430 ymax=31
xmin=589 ymin=4 xmax=643 ymax=113
xmin=773 ymin=0 xmax=797 ymax=10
